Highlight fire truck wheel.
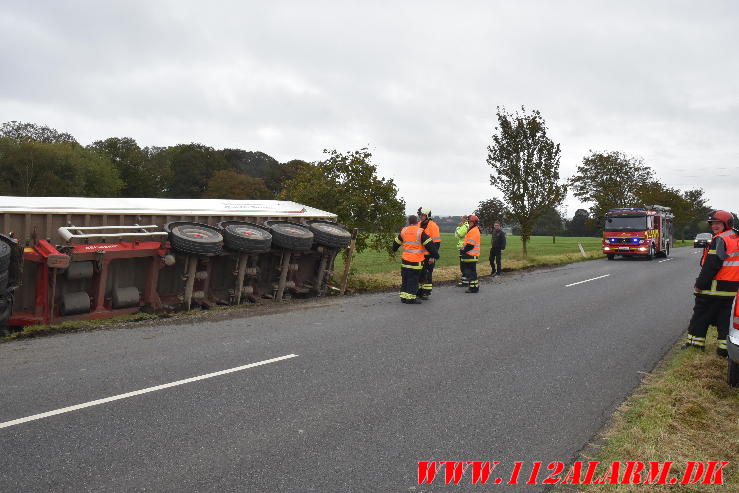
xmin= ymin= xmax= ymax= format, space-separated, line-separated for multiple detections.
xmin=0 ymin=270 xmax=8 ymax=291
xmin=167 ymin=222 xmax=223 ymax=256
xmin=646 ymin=244 xmax=655 ymax=260
xmin=728 ymin=360 xmax=739 ymax=387
xmin=606 ymin=254 xmax=615 ymax=260
xmin=219 ymin=222 xmax=272 ymax=253
xmin=309 ymin=222 xmax=352 ymax=249
xmin=0 ymin=242 xmax=10 ymax=272
xmin=268 ymin=222 xmax=314 ymax=251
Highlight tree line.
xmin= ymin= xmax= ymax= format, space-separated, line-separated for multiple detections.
xmin=0 ymin=116 xmax=720 ymax=258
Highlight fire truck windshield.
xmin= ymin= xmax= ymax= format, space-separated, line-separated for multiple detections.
xmin=605 ymin=215 xmax=647 ymax=231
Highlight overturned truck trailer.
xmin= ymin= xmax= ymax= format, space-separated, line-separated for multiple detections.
xmin=0 ymin=196 xmax=352 ymax=328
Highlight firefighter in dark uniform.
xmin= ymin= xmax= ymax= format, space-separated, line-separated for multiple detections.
xmin=417 ymin=207 xmax=441 ymax=300
xmin=683 ymin=210 xmax=739 ymax=357
xmin=392 ymin=215 xmax=439 ymax=304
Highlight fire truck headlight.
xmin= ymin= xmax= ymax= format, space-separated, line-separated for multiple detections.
xmin=638 ymin=247 xmax=647 ymax=251
xmin=604 ymin=247 xmax=611 ymax=251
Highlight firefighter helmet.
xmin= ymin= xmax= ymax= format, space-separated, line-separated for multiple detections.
xmin=468 ymin=215 xmax=479 ymax=225
xmin=707 ymin=210 xmax=734 ymax=230
xmin=417 ymin=207 xmax=431 ymax=217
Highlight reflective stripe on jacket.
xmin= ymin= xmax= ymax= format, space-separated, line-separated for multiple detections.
xmin=421 ymin=220 xmax=441 ymax=254
xmin=400 ymin=225 xmax=426 ymax=262
xmin=715 ymin=230 xmax=739 ymax=281
xmin=463 ymin=226 xmax=481 ymax=257
xmin=695 ymin=230 xmax=739 ymax=296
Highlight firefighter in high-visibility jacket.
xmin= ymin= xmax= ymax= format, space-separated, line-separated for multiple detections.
xmin=456 ymin=216 xmax=470 ymax=287
xmin=460 ymin=215 xmax=481 ymax=293
xmin=392 ymin=215 xmax=439 ymax=304
xmin=417 ymin=207 xmax=441 ymax=299
xmin=684 ymin=210 xmax=739 ymax=357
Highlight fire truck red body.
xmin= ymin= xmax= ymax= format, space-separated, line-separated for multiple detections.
xmin=602 ymin=206 xmax=673 ymax=260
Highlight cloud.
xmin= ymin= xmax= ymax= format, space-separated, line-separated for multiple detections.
xmin=1 ymin=1 xmax=738 ymax=214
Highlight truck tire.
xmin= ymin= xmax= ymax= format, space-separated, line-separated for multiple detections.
xmin=309 ymin=222 xmax=352 ymax=248
xmin=268 ymin=222 xmax=314 ymax=251
xmin=0 ymin=270 xmax=7 ymax=291
xmin=0 ymin=242 xmax=10 ymax=272
xmin=728 ymin=360 xmax=739 ymax=387
xmin=606 ymin=254 xmax=615 ymax=260
xmin=166 ymin=222 xmax=223 ymax=256
xmin=646 ymin=244 xmax=655 ymax=260
xmin=218 ymin=222 xmax=272 ymax=253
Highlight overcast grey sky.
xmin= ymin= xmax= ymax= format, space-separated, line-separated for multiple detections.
xmin=1 ymin=1 xmax=737 ymax=216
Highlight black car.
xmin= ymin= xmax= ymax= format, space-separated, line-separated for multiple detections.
xmin=693 ymin=232 xmax=712 ymax=248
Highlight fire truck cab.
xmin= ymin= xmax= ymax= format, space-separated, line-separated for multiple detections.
xmin=602 ymin=205 xmax=673 ymax=260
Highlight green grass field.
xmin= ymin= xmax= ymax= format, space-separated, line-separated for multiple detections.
xmin=335 ymin=233 xmax=604 ymax=274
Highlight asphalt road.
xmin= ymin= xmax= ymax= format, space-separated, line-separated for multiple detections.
xmin=0 ymin=247 xmax=702 ymax=492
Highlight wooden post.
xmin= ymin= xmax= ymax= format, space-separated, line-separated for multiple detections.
xmin=340 ymin=228 xmax=359 ymax=295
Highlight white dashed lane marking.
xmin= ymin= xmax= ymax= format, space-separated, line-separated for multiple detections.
xmin=0 ymin=354 xmax=299 ymax=430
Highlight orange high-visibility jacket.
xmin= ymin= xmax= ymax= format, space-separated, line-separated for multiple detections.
xmin=400 ymin=225 xmax=426 ymax=262
xmin=421 ymin=219 xmax=441 ymax=254
xmin=463 ymin=226 xmax=481 ymax=257
xmin=715 ymin=230 xmax=739 ymax=282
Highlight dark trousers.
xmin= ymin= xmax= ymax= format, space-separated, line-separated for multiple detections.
xmin=489 ymin=248 xmax=502 ymax=274
xmin=419 ymin=257 xmax=435 ymax=296
xmin=400 ymin=263 xmax=422 ymax=300
xmin=687 ymin=294 xmax=733 ymax=348
xmin=461 ymin=259 xmax=479 ymax=292
xmin=459 ymin=255 xmax=467 ymax=284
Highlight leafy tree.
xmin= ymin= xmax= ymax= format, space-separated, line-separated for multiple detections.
xmin=486 ymin=106 xmax=567 ymax=257
xmin=682 ymin=188 xmax=712 ymax=238
xmin=89 ymin=137 xmax=169 ymax=197
xmin=203 ymin=170 xmax=273 ymax=199
xmin=221 ymin=150 xmax=307 ymax=196
xmin=0 ymin=139 xmax=122 ymax=196
xmin=279 ymin=148 xmax=405 ymax=254
xmin=565 ymin=209 xmax=598 ymax=237
xmin=164 ymin=143 xmax=231 ymax=198
xmin=569 ymin=151 xmax=654 ymax=222
xmin=0 ymin=121 xmax=77 ymax=144
xmin=532 ymin=205 xmax=565 ymax=241
xmin=475 ymin=198 xmax=509 ymax=233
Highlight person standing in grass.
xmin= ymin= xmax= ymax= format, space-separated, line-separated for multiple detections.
xmin=392 ymin=215 xmax=439 ymax=304
xmin=683 ymin=210 xmax=739 ymax=357
xmin=489 ymin=221 xmax=506 ymax=276
xmin=456 ymin=215 xmax=470 ymax=287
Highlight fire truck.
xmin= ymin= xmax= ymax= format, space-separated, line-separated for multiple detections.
xmin=602 ymin=205 xmax=673 ymax=260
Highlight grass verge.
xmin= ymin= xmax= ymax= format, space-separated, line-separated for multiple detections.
xmin=563 ymin=327 xmax=739 ymax=492
xmin=343 ymin=249 xmax=604 ymax=292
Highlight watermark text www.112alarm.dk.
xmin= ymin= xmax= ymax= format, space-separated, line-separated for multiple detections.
xmin=418 ymin=460 xmax=728 ymax=486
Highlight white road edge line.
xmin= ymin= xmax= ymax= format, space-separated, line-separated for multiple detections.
xmin=658 ymin=258 xmax=673 ymax=263
xmin=565 ymin=274 xmax=610 ymax=287
xmin=0 ymin=353 xmax=299 ymax=430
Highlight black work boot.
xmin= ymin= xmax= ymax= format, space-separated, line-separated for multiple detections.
xmin=406 ymin=298 xmax=422 ymax=304
xmin=717 ymin=348 xmax=728 ymax=358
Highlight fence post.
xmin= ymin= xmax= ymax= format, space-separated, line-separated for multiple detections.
xmin=340 ymin=228 xmax=359 ymax=295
